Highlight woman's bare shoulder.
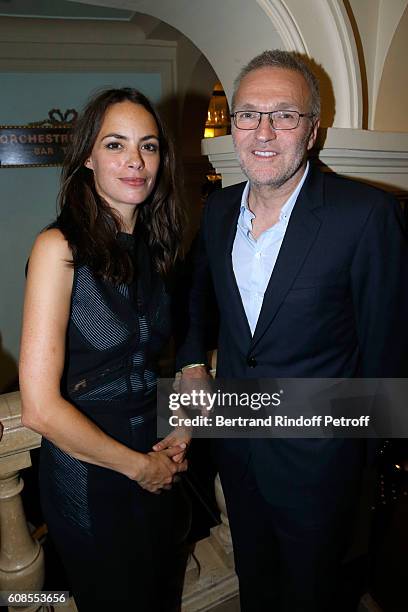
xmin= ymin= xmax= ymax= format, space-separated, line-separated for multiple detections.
xmin=31 ymin=227 xmax=71 ymax=259
xmin=26 ymin=228 xmax=74 ymax=285
xmin=33 ymin=227 xmax=71 ymax=256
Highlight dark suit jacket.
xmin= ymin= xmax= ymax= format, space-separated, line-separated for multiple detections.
xmin=178 ymin=164 xmax=408 ymax=510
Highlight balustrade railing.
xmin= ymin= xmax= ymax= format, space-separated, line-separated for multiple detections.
xmin=0 ymin=392 xmax=45 ymax=612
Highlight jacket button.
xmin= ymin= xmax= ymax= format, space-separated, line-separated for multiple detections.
xmin=247 ymin=356 xmax=257 ymax=368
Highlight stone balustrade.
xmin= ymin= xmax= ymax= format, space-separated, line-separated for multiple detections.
xmin=0 ymin=392 xmax=45 ymax=612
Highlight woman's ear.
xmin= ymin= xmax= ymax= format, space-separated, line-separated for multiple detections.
xmin=84 ymin=157 xmax=93 ymax=170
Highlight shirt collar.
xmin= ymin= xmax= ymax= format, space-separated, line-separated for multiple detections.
xmin=239 ymin=161 xmax=310 ymax=224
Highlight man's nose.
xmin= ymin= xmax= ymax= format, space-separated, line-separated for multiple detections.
xmin=256 ymin=114 xmax=277 ymax=140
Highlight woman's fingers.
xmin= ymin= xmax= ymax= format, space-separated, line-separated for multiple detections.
xmin=136 ymin=451 xmax=188 ymax=493
xmin=171 ymin=451 xmax=186 ymax=463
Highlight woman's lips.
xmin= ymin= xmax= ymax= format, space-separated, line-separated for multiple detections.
xmin=119 ymin=177 xmax=146 ymax=186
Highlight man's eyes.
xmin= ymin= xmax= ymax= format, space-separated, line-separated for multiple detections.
xmin=240 ymin=111 xmax=259 ymax=119
xmin=238 ymin=111 xmax=296 ymax=119
xmin=274 ymin=111 xmax=296 ymax=119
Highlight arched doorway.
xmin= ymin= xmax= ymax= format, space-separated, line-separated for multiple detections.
xmin=70 ymin=0 xmax=363 ymax=128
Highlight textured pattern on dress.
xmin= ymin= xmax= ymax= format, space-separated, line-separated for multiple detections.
xmin=139 ymin=315 xmax=149 ymax=343
xmin=44 ymin=439 xmax=91 ymax=534
xmin=129 ymin=371 xmax=145 ymax=393
xmin=144 ymin=370 xmax=156 ymax=388
xmin=71 ymin=263 xmax=158 ymax=401
xmin=78 ymin=376 xmax=129 ymax=400
xmin=116 ymin=283 xmax=129 ymax=298
xmin=130 ymin=413 xmax=152 ymax=428
xmin=71 ymin=266 xmax=130 ymax=350
xmin=132 ymin=351 xmax=144 ymax=366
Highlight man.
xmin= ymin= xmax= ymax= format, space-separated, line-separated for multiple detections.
xmin=176 ymin=50 xmax=408 ymax=611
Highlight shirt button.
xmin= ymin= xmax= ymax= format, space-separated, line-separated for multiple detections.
xmin=247 ymin=356 xmax=258 ymax=368
xmin=255 ymin=252 xmax=261 ymax=259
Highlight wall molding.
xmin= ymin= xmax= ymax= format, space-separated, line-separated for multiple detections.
xmin=0 ymin=17 xmax=177 ymax=100
xmin=202 ymin=130 xmax=408 ymax=193
xmin=326 ymin=0 xmax=362 ymax=129
xmin=256 ymin=0 xmax=308 ymax=53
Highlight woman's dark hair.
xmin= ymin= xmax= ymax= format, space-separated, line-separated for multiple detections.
xmin=57 ymin=87 xmax=184 ymax=283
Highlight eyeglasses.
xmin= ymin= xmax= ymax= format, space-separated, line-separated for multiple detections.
xmin=231 ymin=110 xmax=315 ymax=130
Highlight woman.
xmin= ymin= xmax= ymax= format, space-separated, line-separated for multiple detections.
xmin=20 ymin=88 xmax=191 ymax=611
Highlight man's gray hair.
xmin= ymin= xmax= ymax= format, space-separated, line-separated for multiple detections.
xmin=232 ymin=49 xmax=321 ymax=117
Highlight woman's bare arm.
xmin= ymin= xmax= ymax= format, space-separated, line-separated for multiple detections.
xmin=20 ymin=229 xmax=186 ymax=492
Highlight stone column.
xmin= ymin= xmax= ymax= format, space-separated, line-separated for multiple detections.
xmin=0 ymin=392 xmax=44 ymax=612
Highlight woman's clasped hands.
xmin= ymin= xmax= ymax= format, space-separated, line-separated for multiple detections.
xmin=134 ymin=444 xmax=188 ymax=493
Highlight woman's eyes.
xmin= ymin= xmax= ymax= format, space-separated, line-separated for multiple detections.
xmin=141 ymin=142 xmax=159 ymax=153
xmin=104 ymin=141 xmax=159 ymax=152
xmin=105 ymin=141 xmax=123 ymax=150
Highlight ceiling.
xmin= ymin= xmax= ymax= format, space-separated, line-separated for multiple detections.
xmin=0 ymin=0 xmax=134 ymax=21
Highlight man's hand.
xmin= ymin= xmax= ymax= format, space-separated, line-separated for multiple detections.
xmin=154 ymin=365 xmax=213 ymax=463
xmin=180 ymin=365 xmax=213 ymax=414
xmin=153 ymin=428 xmax=191 ymax=463
xmin=181 ymin=365 xmax=208 ymax=380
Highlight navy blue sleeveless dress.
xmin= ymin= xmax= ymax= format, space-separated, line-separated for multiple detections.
xmin=39 ymin=232 xmax=191 ymax=611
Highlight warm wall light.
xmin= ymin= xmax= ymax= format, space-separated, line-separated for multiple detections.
xmin=204 ymin=83 xmax=230 ymax=138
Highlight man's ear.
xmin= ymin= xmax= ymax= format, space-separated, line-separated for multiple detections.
xmin=307 ymin=117 xmax=320 ymax=151
xmin=84 ymin=157 xmax=93 ymax=170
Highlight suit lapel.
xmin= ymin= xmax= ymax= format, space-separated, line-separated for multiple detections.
xmin=216 ymin=186 xmax=253 ymax=348
xmin=251 ymin=167 xmax=325 ymax=349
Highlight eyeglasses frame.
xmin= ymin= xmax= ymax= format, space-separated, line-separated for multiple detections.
xmin=231 ymin=109 xmax=316 ymax=131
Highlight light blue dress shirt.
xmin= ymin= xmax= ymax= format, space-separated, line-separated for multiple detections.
xmin=232 ymin=163 xmax=310 ymax=335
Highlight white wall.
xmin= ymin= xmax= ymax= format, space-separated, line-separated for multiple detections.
xmin=374 ymin=6 xmax=408 ymax=131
